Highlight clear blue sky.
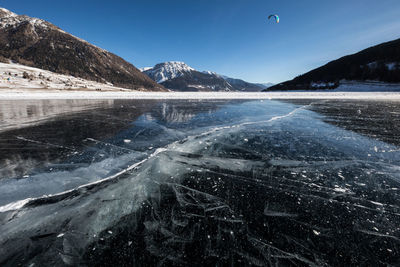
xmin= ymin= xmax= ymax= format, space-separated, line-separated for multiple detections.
xmin=2 ymin=0 xmax=400 ymax=83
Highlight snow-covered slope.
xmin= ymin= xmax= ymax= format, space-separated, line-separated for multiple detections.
xmin=142 ymin=61 xmax=268 ymax=92
xmin=0 ymin=62 xmax=128 ymax=91
xmin=203 ymin=71 xmax=218 ymax=76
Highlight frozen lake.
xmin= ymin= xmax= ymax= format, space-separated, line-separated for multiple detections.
xmin=0 ymin=99 xmax=399 ymax=266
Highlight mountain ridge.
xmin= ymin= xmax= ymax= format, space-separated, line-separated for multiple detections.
xmin=268 ymin=38 xmax=400 ymax=91
xmin=142 ymin=62 xmax=270 ymax=92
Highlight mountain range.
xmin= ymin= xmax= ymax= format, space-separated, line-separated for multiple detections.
xmin=0 ymin=7 xmax=164 ymax=91
xmin=1 ymin=6 xmax=398 ymax=93
xmin=268 ymin=38 xmax=400 ymax=91
xmin=0 ymin=7 xmax=271 ymax=92
xmin=141 ymin=62 xmax=270 ymax=92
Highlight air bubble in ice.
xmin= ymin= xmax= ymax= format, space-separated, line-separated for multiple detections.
xmin=313 ymin=230 xmax=321 ymax=236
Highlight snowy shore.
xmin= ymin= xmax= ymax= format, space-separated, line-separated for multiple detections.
xmin=1 ymin=62 xmax=400 ymax=100
xmin=0 ymin=62 xmax=124 ymax=91
xmin=1 ymin=89 xmax=400 ymax=100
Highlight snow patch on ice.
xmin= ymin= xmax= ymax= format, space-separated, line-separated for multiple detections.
xmin=0 ymin=198 xmax=33 ymax=212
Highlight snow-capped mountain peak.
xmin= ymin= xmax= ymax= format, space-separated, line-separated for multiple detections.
xmin=139 ymin=67 xmax=153 ymax=72
xmin=163 ymin=61 xmax=195 ymax=71
xmin=141 ymin=61 xmax=271 ymax=92
xmin=0 ymin=8 xmax=17 ymax=18
xmin=142 ymin=61 xmax=195 ymax=83
xmin=202 ymin=70 xmax=218 ymax=76
xmin=0 ymin=7 xmax=50 ymax=30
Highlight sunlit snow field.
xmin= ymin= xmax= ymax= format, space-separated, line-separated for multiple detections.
xmin=0 ymin=99 xmax=399 ymax=266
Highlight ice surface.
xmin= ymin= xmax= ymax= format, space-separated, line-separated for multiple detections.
xmin=0 ymin=99 xmax=399 ymax=266
xmin=1 ymin=89 xmax=400 ymax=100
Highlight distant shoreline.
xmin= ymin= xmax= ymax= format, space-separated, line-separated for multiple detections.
xmin=1 ymin=90 xmax=400 ymax=100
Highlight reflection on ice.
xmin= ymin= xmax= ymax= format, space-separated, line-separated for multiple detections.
xmin=0 ymin=99 xmax=399 ymax=266
xmin=0 ymin=99 xmax=115 ymax=132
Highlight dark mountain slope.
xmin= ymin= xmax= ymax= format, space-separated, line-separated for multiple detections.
xmin=161 ymin=71 xmax=233 ymax=92
xmin=0 ymin=7 xmax=164 ymax=91
xmin=268 ymin=38 xmax=400 ymax=91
